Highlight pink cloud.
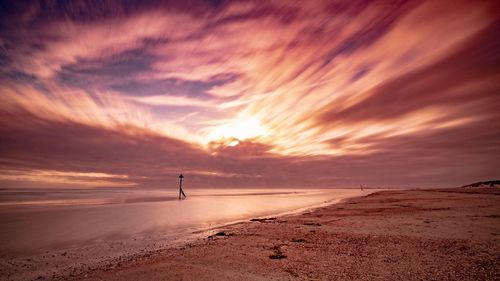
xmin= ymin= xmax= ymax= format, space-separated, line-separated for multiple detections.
xmin=0 ymin=0 xmax=499 ymax=188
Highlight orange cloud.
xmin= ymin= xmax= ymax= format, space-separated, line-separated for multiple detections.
xmin=0 ymin=0 xmax=499 ymax=188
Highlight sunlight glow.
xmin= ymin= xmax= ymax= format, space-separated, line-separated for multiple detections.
xmin=228 ymin=140 xmax=240 ymax=147
xmin=207 ymin=117 xmax=267 ymax=142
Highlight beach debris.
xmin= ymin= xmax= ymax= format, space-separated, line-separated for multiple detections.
xmin=269 ymin=245 xmax=287 ymax=259
xmin=250 ymin=217 xmax=277 ymax=223
xmin=208 ymin=231 xmax=229 ymax=238
xmin=291 ymin=238 xmax=306 ymax=243
xmin=304 ymin=222 xmax=322 ymax=226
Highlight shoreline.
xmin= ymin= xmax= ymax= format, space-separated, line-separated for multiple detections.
xmin=0 ymin=189 xmax=373 ymax=280
xmin=2 ymin=188 xmax=498 ymax=280
xmin=78 ymin=188 xmax=499 ymax=281
xmin=189 ymin=190 xmax=379 ymax=241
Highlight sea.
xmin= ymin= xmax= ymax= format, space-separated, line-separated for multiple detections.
xmin=0 ymin=188 xmax=365 ymax=257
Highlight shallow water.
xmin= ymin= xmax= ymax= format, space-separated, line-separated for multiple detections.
xmin=0 ymin=188 xmax=364 ymax=256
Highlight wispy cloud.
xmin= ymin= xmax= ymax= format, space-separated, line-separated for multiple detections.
xmin=129 ymin=95 xmax=215 ymax=108
xmin=0 ymin=0 xmax=499 ymax=188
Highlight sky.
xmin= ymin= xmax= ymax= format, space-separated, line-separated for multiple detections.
xmin=0 ymin=0 xmax=499 ymax=189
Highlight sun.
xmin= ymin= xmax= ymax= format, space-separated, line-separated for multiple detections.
xmin=207 ymin=117 xmax=267 ymax=143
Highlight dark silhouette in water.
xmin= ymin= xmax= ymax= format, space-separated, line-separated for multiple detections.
xmin=461 ymin=180 xmax=499 ymax=188
xmin=179 ymin=174 xmax=186 ymax=200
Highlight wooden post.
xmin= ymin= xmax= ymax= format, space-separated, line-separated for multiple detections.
xmin=179 ymin=174 xmax=185 ymax=200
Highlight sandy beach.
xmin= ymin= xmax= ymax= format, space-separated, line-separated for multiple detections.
xmin=2 ymin=1 xmax=500 ymax=280
xmin=8 ymin=188 xmax=494 ymax=281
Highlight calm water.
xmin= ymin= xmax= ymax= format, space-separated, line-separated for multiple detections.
xmin=0 ymin=188 xmax=364 ymax=256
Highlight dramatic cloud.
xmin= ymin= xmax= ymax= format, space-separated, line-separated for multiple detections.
xmin=0 ymin=0 xmax=499 ymax=188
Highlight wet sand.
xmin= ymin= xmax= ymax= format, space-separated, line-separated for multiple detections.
xmin=5 ymin=188 xmax=500 ymax=280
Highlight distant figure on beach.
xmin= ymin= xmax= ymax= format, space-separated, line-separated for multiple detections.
xmin=360 ymin=185 xmax=364 ymax=191
xmin=179 ymin=174 xmax=186 ymax=200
